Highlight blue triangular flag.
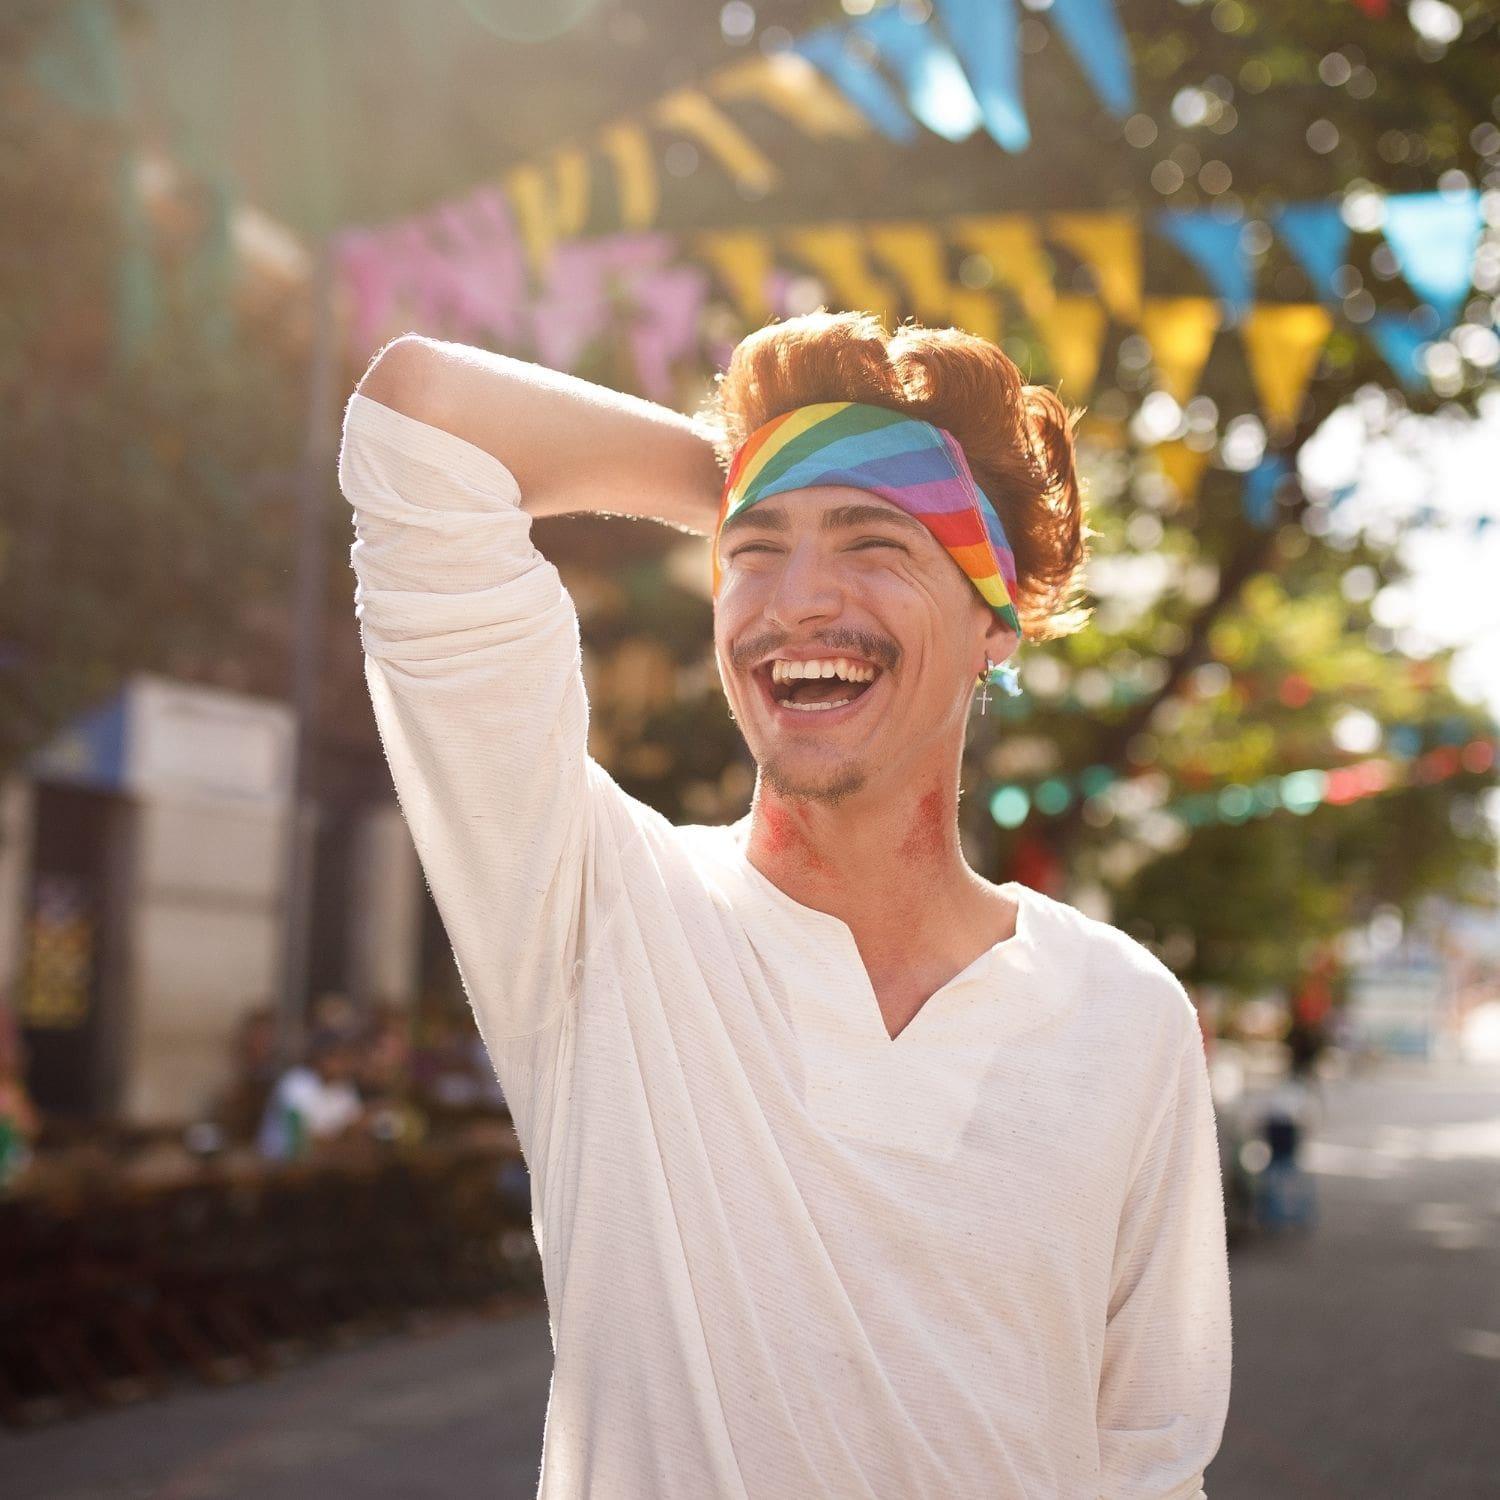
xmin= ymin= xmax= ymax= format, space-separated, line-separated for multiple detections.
xmin=794 ymin=24 xmax=919 ymax=143
xmin=1273 ymin=202 xmax=1350 ymax=303
xmin=932 ymin=0 xmax=1030 ymax=152
xmin=1047 ymin=0 xmax=1136 ymax=116
xmin=853 ymin=8 xmax=983 ymax=143
xmin=1243 ymin=453 xmax=1291 ymax=529
xmin=1383 ymin=190 xmax=1483 ymax=329
xmin=1157 ymin=212 xmax=1256 ymax=322
xmin=1366 ymin=313 xmax=1429 ymax=392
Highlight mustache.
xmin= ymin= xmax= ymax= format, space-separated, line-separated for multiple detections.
xmin=729 ymin=626 xmax=902 ymax=674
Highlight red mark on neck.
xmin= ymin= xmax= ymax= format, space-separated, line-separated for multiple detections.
xmin=898 ymin=787 xmax=949 ymax=864
xmin=755 ymin=796 xmax=829 ymax=874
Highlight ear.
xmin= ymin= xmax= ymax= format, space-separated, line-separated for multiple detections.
xmin=980 ymin=610 xmax=1020 ymax=667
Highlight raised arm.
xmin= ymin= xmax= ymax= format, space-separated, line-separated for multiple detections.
xmin=357 ymin=334 xmax=724 ymax=529
xmin=337 ymin=336 xmax=721 ymax=1057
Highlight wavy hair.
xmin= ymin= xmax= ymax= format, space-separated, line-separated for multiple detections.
xmin=698 ymin=310 xmax=1095 ymax=642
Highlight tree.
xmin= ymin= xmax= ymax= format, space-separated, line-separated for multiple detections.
xmin=0 ymin=0 xmax=307 ymax=775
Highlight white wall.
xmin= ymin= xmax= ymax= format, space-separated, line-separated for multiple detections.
xmin=119 ymin=794 xmax=290 ymax=1124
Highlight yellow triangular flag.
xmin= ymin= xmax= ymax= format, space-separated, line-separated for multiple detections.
xmin=1032 ymin=295 xmax=1108 ymax=402
xmin=951 ymin=215 xmax=1055 ymax=318
xmin=692 ymin=230 xmax=776 ymax=323
xmin=865 ymin=222 xmax=960 ymax=324
xmin=651 ymin=88 xmax=778 ymax=195
xmin=1139 ymin=297 xmax=1221 ymax=405
xmin=1241 ymin=303 xmax=1332 ymax=438
xmin=598 ymin=122 xmax=658 ymax=228
xmin=947 ymin=289 xmax=1003 ymax=347
xmin=501 ymin=164 xmax=556 ymax=273
xmin=1048 ymin=212 xmax=1141 ymax=323
xmin=1080 ymin=414 xmax=1127 ymax=449
xmin=1155 ymin=439 xmax=1212 ymax=506
xmin=709 ymin=53 xmax=870 ymax=140
xmin=863 ymin=225 xmax=1003 ymax=342
xmin=550 ymin=147 xmax=592 ymax=238
xmin=782 ymin=225 xmax=898 ymax=325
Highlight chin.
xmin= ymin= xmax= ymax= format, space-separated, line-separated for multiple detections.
xmin=757 ymin=750 xmax=869 ymax=807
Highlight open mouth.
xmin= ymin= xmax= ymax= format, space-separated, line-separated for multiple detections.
xmin=761 ymin=656 xmax=882 ymax=714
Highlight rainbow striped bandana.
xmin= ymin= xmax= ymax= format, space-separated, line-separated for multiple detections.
xmin=712 ymin=401 xmax=1023 ymax=643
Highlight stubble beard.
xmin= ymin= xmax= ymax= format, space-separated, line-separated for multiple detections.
xmin=757 ymin=750 xmax=867 ymax=807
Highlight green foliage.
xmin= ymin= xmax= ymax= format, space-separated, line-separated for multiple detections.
xmin=0 ymin=3 xmax=304 ymax=773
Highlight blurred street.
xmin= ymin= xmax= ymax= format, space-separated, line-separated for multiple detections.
xmin=1212 ymin=1051 xmax=1500 ymax=1499
xmin=6 ymin=1052 xmax=1497 ymax=1500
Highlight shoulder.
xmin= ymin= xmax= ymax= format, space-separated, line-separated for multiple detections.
xmin=1026 ymin=885 xmax=1200 ymax=1048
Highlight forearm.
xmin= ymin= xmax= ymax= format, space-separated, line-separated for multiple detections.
xmin=355 ymin=333 xmax=724 ymax=532
xmin=338 ymin=391 xmax=607 ymax=1040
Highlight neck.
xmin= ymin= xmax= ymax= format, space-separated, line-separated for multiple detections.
xmin=745 ymin=761 xmax=986 ymax=941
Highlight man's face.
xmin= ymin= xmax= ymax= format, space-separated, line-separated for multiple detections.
xmin=713 ymin=486 xmax=1013 ymax=805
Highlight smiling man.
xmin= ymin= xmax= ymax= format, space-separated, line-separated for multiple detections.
xmin=338 ymin=311 xmax=1232 ymax=1499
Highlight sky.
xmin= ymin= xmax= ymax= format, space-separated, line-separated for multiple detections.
xmin=1301 ymin=386 xmax=1500 ymax=720
xmin=1300 ymin=386 xmax=1500 ymax=842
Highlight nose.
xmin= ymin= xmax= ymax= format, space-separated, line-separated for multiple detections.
xmin=762 ymin=538 xmax=841 ymax=631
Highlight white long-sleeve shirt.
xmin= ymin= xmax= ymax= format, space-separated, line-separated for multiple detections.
xmin=337 ymin=390 xmax=1233 ymax=1500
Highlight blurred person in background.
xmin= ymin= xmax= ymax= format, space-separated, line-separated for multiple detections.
xmin=308 ymin=988 xmax=360 ymax=1039
xmin=338 ymin=313 xmax=1231 ymax=1498
xmin=356 ymin=1001 xmax=427 ymax=1146
xmin=256 ymin=1027 xmax=367 ymax=1162
xmin=214 ymin=1002 xmax=280 ymax=1143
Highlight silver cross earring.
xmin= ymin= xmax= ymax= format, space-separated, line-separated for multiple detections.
xmin=977 ymin=655 xmax=994 ymax=716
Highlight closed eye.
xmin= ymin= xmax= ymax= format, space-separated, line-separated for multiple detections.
xmin=727 ymin=536 xmax=907 ymax=559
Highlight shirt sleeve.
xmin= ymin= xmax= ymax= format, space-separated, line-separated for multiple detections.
xmin=1096 ymin=1014 xmax=1233 ymax=1499
xmin=336 ymin=390 xmax=624 ymax=1047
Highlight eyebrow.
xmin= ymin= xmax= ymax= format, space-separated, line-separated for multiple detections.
xmin=720 ymin=501 xmax=926 ymax=539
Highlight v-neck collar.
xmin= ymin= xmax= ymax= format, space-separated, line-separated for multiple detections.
xmin=704 ymin=820 xmax=1076 ymax=1158
xmin=732 ymin=846 xmax=1035 ymax=1046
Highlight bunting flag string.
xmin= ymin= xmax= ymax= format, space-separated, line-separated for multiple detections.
xmin=986 ymin=736 xmax=1497 ymax=831
xmin=392 ymin=0 xmax=1139 ymax=272
xmin=337 ymin=186 xmax=1488 ymax=462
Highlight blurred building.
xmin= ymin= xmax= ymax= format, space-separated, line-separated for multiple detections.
xmin=0 ymin=674 xmax=422 ymax=1126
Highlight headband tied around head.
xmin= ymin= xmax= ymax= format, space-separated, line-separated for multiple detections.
xmin=712 ymin=401 xmax=1023 ymax=646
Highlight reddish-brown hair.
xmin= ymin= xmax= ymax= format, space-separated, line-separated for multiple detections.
xmin=699 ymin=310 xmax=1095 ymax=642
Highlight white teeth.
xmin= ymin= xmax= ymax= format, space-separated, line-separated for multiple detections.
xmin=784 ymin=697 xmax=855 ymax=712
xmin=769 ymin=658 xmax=878 ymax=684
